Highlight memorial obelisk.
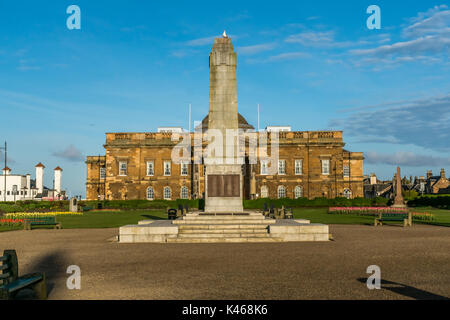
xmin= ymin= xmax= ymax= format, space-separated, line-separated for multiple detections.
xmin=204 ymin=32 xmax=243 ymax=213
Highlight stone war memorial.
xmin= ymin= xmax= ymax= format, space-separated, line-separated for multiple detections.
xmin=119 ymin=33 xmax=330 ymax=243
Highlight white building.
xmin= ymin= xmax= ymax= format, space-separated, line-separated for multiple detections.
xmin=0 ymin=163 xmax=65 ymax=201
xmin=157 ymin=127 xmax=185 ymax=133
xmin=265 ymin=126 xmax=292 ymax=132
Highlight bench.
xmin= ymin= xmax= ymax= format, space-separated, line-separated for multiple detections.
xmin=374 ymin=212 xmax=412 ymax=227
xmin=167 ymin=208 xmax=177 ymax=220
xmin=24 ymin=216 xmax=61 ymax=230
xmin=0 ymin=250 xmax=47 ymax=300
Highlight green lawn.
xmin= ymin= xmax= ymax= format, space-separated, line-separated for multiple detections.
xmin=294 ymin=207 xmax=450 ymax=227
xmin=293 ymin=208 xmax=376 ymax=225
xmin=0 ymin=209 xmax=167 ymax=232
xmin=0 ymin=207 xmax=449 ymax=233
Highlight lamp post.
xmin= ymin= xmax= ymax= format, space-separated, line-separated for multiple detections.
xmin=0 ymin=142 xmax=6 ymax=202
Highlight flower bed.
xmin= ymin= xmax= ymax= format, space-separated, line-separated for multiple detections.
xmin=0 ymin=218 xmax=25 ymax=225
xmin=328 ymin=207 xmax=408 ymax=215
xmin=411 ymin=212 xmax=435 ymax=221
xmin=4 ymin=211 xmax=83 ymax=219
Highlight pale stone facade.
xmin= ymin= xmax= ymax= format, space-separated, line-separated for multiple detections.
xmin=86 ymin=130 xmax=364 ymax=201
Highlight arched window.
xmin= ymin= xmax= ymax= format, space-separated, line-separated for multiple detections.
xmin=180 ymin=186 xmax=189 ymax=199
xmin=344 ymin=189 xmax=352 ymax=199
xmin=146 ymin=187 xmax=154 ymax=200
xmin=261 ymin=186 xmax=268 ymax=198
xmin=278 ymin=185 xmax=286 ymax=199
xmin=164 ymin=186 xmax=171 ymax=200
xmin=294 ymin=186 xmax=303 ymax=199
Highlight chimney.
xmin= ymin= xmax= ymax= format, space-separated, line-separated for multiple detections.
xmin=426 ymin=170 xmax=433 ymax=179
xmin=26 ymin=174 xmax=31 ymax=191
xmin=2 ymin=166 xmax=11 ymax=175
xmin=370 ymin=173 xmax=377 ymax=185
xmin=441 ymin=168 xmax=446 ymax=179
xmin=35 ymin=162 xmax=45 ymax=194
xmin=410 ymin=176 xmax=413 ymax=184
xmin=54 ymin=166 xmax=62 ymax=194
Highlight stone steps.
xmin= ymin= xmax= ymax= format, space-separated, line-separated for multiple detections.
xmin=178 ymin=232 xmax=271 ymax=238
xmin=174 ymin=219 xmax=273 ymax=225
xmin=178 ymin=223 xmax=269 ymax=229
xmin=167 ymin=236 xmax=283 ymax=243
xmin=179 ymin=227 xmax=268 ymax=233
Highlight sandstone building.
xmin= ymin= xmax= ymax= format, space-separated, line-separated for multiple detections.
xmin=86 ymin=36 xmax=364 ymax=201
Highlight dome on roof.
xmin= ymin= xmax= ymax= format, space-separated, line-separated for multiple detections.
xmin=197 ymin=113 xmax=254 ymax=131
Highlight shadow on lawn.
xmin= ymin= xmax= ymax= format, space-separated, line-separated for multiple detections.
xmin=142 ymin=214 xmax=166 ymax=220
xmin=358 ymin=278 xmax=449 ymax=300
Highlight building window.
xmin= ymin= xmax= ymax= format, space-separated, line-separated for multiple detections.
xmin=164 ymin=186 xmax=171 ymax=200
xmin=278 ymin=186 xmax=286 ymax=199
xmin=181 ymin=162 xmax=188 ymax=176
xmin=260 ymin=160 xmax=268 ymax=175
xmin=100 ymin=167 xmax=106 ymax=179
xmin=180 ymin=186 xmax=189 ymax=199
xmin=343 ymin=165 xmax=350 ymax=177
xmin=295 ymin=159 xmax=303 ymax=175
xmin=294 ymin=186 xmax=303 ymax=199
xmin=146 ymin=161 xmax=154 ymax=176
xmin=344 ymin=189 xmax=352 ymax=199
xmin=164 ymin=161 xmax=171 ymax=176
xmin=119 ymin=161 xmax=127 ymax=176
xmin=278 ymin=160 xmax=286 ymax=175
xmin=261 ymin=186 xmax=268 ymax=198
xmin=203 ymin=165 xmax=206 ymax=176
xmin=321 ymin=159 xmax=330 ymax=175
xmin=146 ymin=187 xmax=154 ymax=200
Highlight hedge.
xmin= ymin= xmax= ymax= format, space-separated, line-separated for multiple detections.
xmin=407 ymin=196 xmax=450 ymax=209
xmin=243 ymin=197 xmax=389 ymax=209
xmin=0 ymin=201 xmax=68 ymax=214
xmin=79 ymin=199 xmax=200 ymax=210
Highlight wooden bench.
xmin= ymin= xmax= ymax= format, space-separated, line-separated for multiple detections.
xmin=374 ymin=212 xmax=412 ymax=227
xmin=0 ymin=250 xmax=47 ymax=300
xmin=24 ymin=216 xmax=61 ymax=230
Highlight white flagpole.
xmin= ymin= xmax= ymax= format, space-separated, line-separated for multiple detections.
xmin=189 ymin=103 xmax=191 ymax=132
xmin=257 ymin=103 xmax=260 ymax=132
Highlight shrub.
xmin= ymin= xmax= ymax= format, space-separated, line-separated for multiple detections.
xmin=243 ymin=197 xmax=389 ymax=209
xmin=407 ymin=196 xmax=450 ymax=209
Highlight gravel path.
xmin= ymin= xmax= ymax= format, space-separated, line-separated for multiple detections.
xmin=1 ymin=224 xmax=449 ymax=299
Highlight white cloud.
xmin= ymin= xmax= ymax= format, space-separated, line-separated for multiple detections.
xmin=186 ymin=36 xmax=219 ymax=46
xmin=329 ymin=94 xmax=450 ymax=152
xmin=349 ymin=5 xmax=450 ymax=67
xmin=237 ymin=43 xmax=276 ymax=55
xmin=52 ymin=145 xmax=84 ymax=162
xmin=365 ymin=151 xmax=450 ymax=167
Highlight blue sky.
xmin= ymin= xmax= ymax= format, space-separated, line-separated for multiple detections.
xmin=0 ymin=1 xmax=449 ymax=197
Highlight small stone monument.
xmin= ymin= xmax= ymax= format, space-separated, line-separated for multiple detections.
xmin=392 ymin=166 xmax=407 ymax=208
xmin=69 ymin=197 xmax=78 ymax=212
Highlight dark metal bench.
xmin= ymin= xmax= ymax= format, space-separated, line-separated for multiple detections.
xmin=0 ymin=250 xmax=47 ymax=300
xmin=24 ymin=216 xmax=61 ymax=230
xmin=167 ymin=208 xmax=177 ymax=220
xmin=374 ymin=212 xmax=412 ymax=227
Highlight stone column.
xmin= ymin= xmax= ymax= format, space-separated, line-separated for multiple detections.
xmin=392 ymin=166 xmax=406 ymax=208
xmin=204 ymin=35 xmax=243 ymax=213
